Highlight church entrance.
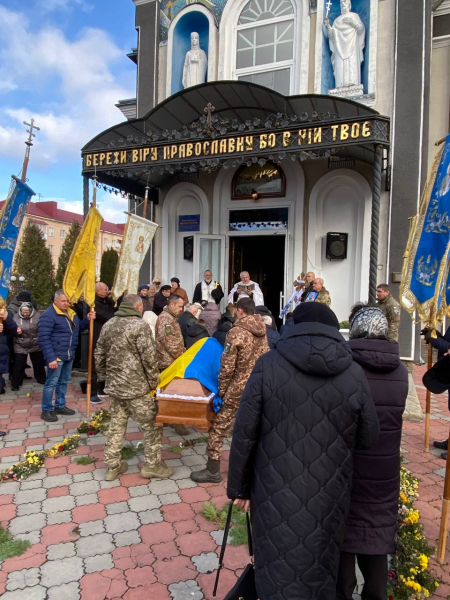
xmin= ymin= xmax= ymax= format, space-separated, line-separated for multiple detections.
xmin=228 ymin=234 xmax=285 ymax=326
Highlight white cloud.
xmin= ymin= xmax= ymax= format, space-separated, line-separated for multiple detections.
xmin=37 ymin=0 xmax=94 ymax=13
xmin=0 ymin=6 xmax=134 ymax=169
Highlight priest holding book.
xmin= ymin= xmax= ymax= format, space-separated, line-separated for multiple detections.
xmin=228 ymin=271 xmax=264 ymax=306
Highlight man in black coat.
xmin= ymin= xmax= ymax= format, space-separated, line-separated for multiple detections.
xmin=179 ymin=303 xmax=202 ymax=344
xmin=337 ymin=304 xmax=407 ymax=600
xmin=76 ymin=282 xmax=116 ymax=404
xmin=422 ymin=325 xmax=450 ymax=458
xmin=227 ymin=303 xmax=379 ymax=600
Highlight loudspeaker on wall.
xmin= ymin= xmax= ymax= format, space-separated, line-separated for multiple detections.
xmin=326 ymin=232 xmax=348 ymax=260
xmin=184 ymin=236 xmax=194 ymax=260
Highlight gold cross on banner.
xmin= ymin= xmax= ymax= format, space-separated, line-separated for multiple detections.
xmin=204 ymin=102 xmax=215 ymax=124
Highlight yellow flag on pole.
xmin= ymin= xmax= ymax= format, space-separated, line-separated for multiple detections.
xmin=63 ymin=206 xmax=103 ymax=307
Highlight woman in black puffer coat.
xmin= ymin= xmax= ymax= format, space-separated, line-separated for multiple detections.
xmin=336 ymin=305 xmax=408 ymax=600
xmin=227 ymin=303 xmax=380 ymax=600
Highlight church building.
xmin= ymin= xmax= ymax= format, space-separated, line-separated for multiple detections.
xmin=82 ymin=0 xmax=450 ymax=359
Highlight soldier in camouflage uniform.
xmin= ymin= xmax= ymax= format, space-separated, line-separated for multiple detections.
xmin=191 ymin=297 xmax=270 ymax=483
xmin=95 ymin=294 xmax=173 ymax=482
xmin=376 ymin=283 xmax=401 ymax=341
xmin=155 ymin=294 xmax=185 ymax=371
xmin=154 ymin=294 xmax=190 ymax=436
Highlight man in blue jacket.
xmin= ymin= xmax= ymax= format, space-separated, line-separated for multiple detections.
xmin=38 ymin=290 xmax=95 ymax=422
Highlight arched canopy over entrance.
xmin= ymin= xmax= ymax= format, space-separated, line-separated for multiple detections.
xmin=82 ymin=81 xmax=389 ymax=302
xmin=81 ymin=81 xmax=389 ymax=194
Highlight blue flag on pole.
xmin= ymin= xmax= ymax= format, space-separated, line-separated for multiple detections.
xmin=401 ymin=134 xmax=450 ymax=326
xmin=0 ymin=178 xmax=35 ymax=302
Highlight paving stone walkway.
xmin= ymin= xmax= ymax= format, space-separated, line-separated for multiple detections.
xmin=0 ymin=366 xmax=449 ymax=599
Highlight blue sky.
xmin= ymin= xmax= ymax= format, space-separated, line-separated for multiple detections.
xmin=0 ymin=0 xmax=138 ymax=223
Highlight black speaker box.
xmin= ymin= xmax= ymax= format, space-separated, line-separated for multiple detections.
xmin=184 ymin=236 xmax=194 ymax=260
xmin=326 ymin=232 xmax=348 ymax=260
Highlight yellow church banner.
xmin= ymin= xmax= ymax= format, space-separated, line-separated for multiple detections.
xmin=112 ymin=213 xmax=158 ymax=300
xmin=63 ymin=206 xmax=103 ymax=308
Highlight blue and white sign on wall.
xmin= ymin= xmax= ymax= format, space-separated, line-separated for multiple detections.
xmin=179 ymin=214 xmax=200 ymax=232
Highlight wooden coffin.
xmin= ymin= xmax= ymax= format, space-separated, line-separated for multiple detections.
xmin=155 ymin=378 xmax=215 ymax=429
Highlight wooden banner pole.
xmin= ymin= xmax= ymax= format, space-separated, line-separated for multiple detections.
xmin=424 ymin=343 xmax=433 ymax=452
xmin=438 ymin=428 xmax=450 ymax=563
xmin=85 ymin=311 xmax=94 ymax=418
xmin=85 ymin=176 xmax=97 ymax=417
xmin=143 ymin=186 xmax=149 ymax=220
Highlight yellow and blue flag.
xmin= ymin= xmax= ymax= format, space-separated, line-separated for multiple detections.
xmin=159 ymin=338 xmax=224 ymax=412
xmin=401 ymin=134 xmax=450 ymax=327
xmin=0 ymin=178 xmax=35 ymax=302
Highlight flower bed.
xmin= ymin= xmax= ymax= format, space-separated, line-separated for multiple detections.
xmin=1 ymin=435 xmax=82 ymax=482
xmin=388 ymin=466 xmax=439 ymax=599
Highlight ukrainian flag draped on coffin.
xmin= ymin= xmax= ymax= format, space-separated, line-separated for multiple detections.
xmin=401 ymin=134 xmax=450 ymax=327
xmin=0 ymin=178 xmax=35 ymax=303
xmin=159 ymin=338 xmax=224 ymax=411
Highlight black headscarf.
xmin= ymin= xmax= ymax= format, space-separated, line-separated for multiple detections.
xmin=292 ymin=302 xmax=340 ymax=329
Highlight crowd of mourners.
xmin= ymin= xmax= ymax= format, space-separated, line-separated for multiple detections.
xmin=0 ymin=271 xmax=434 ymax=600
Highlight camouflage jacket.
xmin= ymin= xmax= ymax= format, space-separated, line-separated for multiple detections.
xmin=377 ymin=294 xmax=401 ymax=341
xmin=219 ymin=314 xmax=270 ymax=405
xmin=155 ymin=306 xmax=185 ymax=371
xmin=316 ymin=287 xmax=331 ymax=307
xmin=94 ymin=303 xmax=159 ymax=400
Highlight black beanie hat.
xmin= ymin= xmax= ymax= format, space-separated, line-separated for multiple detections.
xmin=17 ymin=291 xmax=31 ymax=302
xmin=292 ymin=302 xmax=340 ymax=329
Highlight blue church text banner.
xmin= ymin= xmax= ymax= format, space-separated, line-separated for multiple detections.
xmin=0 ymin=178 xmax=35 ymax=303
xmin=401 ymin=134 xmax=450 ymax=328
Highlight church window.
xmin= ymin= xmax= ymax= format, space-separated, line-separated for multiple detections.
xmin=235 ymin=0 xmax=295 ymax=95
xmin=232 ymin=162 xmax=286 ymax=199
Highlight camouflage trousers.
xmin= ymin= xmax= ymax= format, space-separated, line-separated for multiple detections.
xmin=105 ymin=394 xmax=162 ymax=469
xmin=207 ymin=402 xmax=238 ymax=461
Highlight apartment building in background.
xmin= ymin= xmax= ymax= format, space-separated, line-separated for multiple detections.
xmin=14 ymin=201 xmax=125 ymax=277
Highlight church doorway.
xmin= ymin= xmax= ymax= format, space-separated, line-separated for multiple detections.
xmin=228 ymin=234 xmax=285 ymax=325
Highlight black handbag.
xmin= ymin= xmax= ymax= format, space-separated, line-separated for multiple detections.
xmin=213 ymin=501 xmax=258 ymax=600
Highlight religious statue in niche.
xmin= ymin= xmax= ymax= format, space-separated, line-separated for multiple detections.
xmin=182 ymin=32 xmax=207 ymax=89
xmin=324 ymin=0 xmax=365 ymax=96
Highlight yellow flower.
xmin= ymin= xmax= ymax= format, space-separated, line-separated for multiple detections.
xmin=405 ymin=509 xmax=419 ymax=525
xmin=423 ymin=588 xmax=430 ymax=597
xmin=419 ymin=554 xmax=428 ymax=571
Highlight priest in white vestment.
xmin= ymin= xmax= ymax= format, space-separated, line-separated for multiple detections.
xmin=228 ymin=271 xmax=264 ymax=306
xmin=182 ymin=32 xmax=207 ymax=89
xmin=324 ymin=0 xmax=365 ymax=88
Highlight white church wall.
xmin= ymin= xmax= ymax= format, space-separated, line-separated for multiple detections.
xmin=161 ymin=183 xmax=211 ymax=299
xmin=308 ymin=169 xmax=372 ymax=322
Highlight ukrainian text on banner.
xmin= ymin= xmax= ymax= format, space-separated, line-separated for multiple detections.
xmin=112 ymin=214 xmax=158 ymax=300
xmin=401 ymin=134 xmax=450 ymax=326
xmin=0 ymin=178 xmax=35 ymax=302
xmin=63 ymin=206 xmax=103 ymax=308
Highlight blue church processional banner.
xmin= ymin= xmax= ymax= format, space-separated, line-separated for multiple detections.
xmin=401 ymin=134 xmax=450 ymax=325
xmin=0 ymin=178 xmax=35 ymax=302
